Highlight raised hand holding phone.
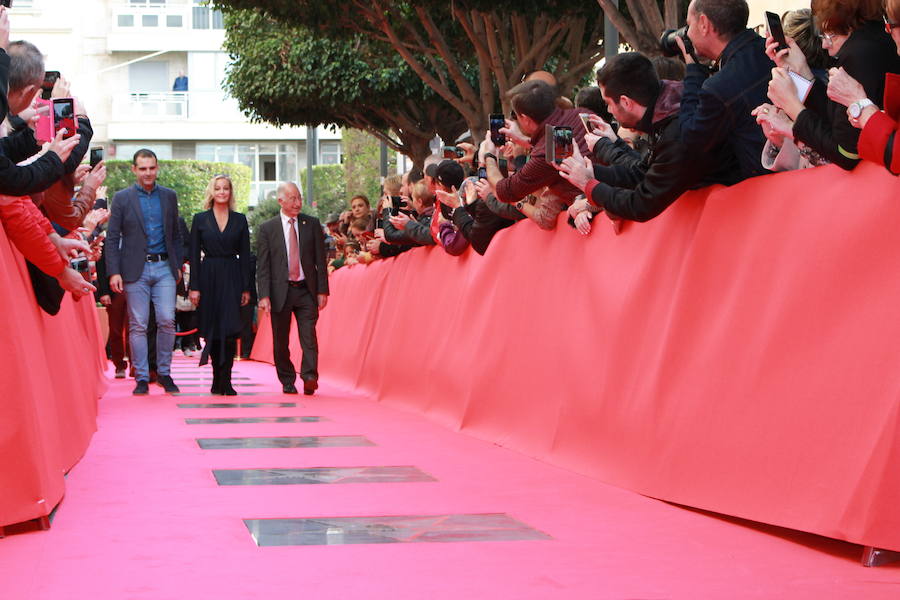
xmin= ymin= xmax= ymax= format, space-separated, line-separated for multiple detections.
xmin=47 ymin=128 xmax=81 ymax=163
xmin=0 ymin=6 xmax=10 ymax=53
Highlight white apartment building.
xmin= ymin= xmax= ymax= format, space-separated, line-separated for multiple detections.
xmin=10 ymin=0 xmax=342 ymax=206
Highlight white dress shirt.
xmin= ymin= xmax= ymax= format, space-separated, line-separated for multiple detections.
xmin=280 ymin=211 xmax=306 ymax=282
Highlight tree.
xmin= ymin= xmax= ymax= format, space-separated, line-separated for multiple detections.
xmin=596 ymin=0 xmax=689 ymax=55
xmin=220 ymin=9 xmax=466 ymax=166
xmin=215 ymin=1 xmax=605 ymax=143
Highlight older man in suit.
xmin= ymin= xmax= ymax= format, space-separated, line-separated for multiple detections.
xmin=256 ymin=182 xmax=328 ymax=395
xmin=106 ymin=149 xmax=182 ymax=395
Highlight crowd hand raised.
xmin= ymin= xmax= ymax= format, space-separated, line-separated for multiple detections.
xmin=48 ymin=129 xmax=81 ymax=164
xmin=574 ymin=210 xmax=593 ymax=236
xmin=85 ymin=161 xmax=107 ymax=188
xmin=20 ymin=100 xmax=49 ymax=132
xmin=189 ymin=290 xmax=201 ymax=307
xmin=258 ymin=297 xmax=270 ymax=312
xmin=457 ymin=142 xmax=476 ymax=165
xmin=751 ymin=103 xmax=794 ymax=147
xmin=587 ymin=115 xmax=617 ymax=142
xmin=764 ymin=35 xmax=812 ymax=80
xmin=366 ymin=238 xmax=381 ymax=254
xmin=241 ymin=291 xmax=250 ymax=307
xmin=389 ymin=211 xmax=411 ymax=230
xmin=474 ymin=178 xmax=492 ymax=201
xmin=0 ymin=7 xmax=9 ymax=53
xmin=73 ymin=164 xmax=91 ymax=185
xmin=479 ymin=133 xmax=497 ymax=160
xmin=584 ymin=132 xmax=602 ymax=153
xmin=827 ymin=67 xmax=866 ymax=108
xmin=556 ymin=142 xmax=595 ymax=192
xmin=674 ymin=36 xmax=696 ymax=65
xmin=339 ymin=210 xmax=352 ymax=223
xmin=435 ymin=187 xmax=460 ymax=209
xmin=767 ymin=68 xmax=800 ymax=113
xmin=51 ymin=76 xmax=72 ymax=99
xmin=499 ymin=119 xmax=531 ymax=149
xmin=53 ymin=234 xmax=90 ymax=260
xmin=82 ymin=207 xmax=109 ymax=232
xmin=58 ymin=267 xmax=96 ymax=299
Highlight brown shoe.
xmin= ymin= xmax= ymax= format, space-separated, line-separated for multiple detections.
xmin=303 ymin=379 xmax=318 ymax=396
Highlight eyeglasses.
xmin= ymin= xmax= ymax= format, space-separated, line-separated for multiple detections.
xmin=885 ymin=15 xmax=900 ymax=35
xmin=817 ymin=31 xmax=836 ymax=44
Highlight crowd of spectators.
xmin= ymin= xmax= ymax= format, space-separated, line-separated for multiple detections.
xmin=324 ymin=0 xmax=900 ymax=268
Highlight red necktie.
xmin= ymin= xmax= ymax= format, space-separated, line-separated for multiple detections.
xmin=288 ymin=218 xmax=301 ymax=281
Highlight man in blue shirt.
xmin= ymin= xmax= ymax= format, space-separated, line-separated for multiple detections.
xmin=106 ymin=150 xmax=183 ymax=395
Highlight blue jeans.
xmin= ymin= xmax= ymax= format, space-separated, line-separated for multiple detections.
xmin=124 ymin=261 xmax=176 ymax=381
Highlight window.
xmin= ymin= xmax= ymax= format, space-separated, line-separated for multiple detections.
xmin=142 ymin=14 xmax=159 ymax=27
xmin=196 ymin=142 xmax=299 ymax=205
xmin=118 ymin=15 xmax=135 ymax=27
xmin=192 ymin=0 xmax=225 ymax=30
xmin=166 ymin=15 xmax=183 ymax=27
xmin=320 ymin=141 xmax=342 ymax=165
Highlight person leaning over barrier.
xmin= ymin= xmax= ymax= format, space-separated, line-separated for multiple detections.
xmin=556 ymin=52 xmax=734 ymax=225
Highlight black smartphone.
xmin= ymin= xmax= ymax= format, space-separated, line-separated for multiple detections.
xmin=90 ymin=147 xmax=103 ymax=168
xmin=442 ymin=146 xmax=464 ymax=159
xmin=42 ymin=71 xmax=60 ymax=100
xmin=440 ymin=203 xmax=454 ymax=219
xmin=390 ymin=195 xmax=402 ymax=216
xmin=477 ymin=166 xmax=487 ymax=180
xmin=552 ymin=127 xmax=574 ymax=164
xmin=52 ymin=97 xmax=76 ymax=139
xmin=375 ymin=217 xmax=383 ymax=229
xmin=489 ymin=113 xmax=506 ymax=146
xmin=765 ymin=11 xmax=788 ymax=52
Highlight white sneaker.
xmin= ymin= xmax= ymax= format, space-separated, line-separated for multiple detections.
xmin=183 ymin=349 xmax=194 ymax=357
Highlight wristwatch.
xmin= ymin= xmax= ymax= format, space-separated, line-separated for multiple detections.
xmin=848 ymin=99 xmax=874 ymax=119
xmin=515 ymin=200 xmax=526 ymax=211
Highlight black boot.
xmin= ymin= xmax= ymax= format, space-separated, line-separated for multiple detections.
xmin=220 ymin=338 xmax=238 ymax=396
xmin=209 ymin=342 xmax=223 ymax=395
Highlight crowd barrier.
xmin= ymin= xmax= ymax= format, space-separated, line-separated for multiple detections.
xmin=254 ymin=161 xmax=900 ymax=553
xmin=0 ymin=225 xmax=106 ymax=530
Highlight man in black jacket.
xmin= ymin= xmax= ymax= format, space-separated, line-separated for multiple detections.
xmin=677 ymin=0 xmax=772 ymax=182
xmin=558 ymin=52 xmax=731 ymax=222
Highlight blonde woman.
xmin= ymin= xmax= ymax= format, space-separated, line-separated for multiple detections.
xmin=188 ymin=175 xmax=251 ymax=395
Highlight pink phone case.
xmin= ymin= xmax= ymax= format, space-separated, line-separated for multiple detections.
xmin=34 ymin=98 xmax=53 ymax=143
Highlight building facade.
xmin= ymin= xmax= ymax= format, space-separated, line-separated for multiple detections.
xmin=10 ymin=0 xmax=341 ymax=206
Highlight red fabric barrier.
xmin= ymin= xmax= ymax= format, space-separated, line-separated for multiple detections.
xmin=0 ymin=225 xmax=106 ymax=528
xmin=252 ymin=162 xmax=900 ymax=551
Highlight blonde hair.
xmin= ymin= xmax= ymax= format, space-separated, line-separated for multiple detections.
xmin=383 ymin=174 xmax=402 ymax=195
xmin=412 ymin=181 xmax=434 ymax=208
xmin=203 ymin=175 xmax=235 ymax=210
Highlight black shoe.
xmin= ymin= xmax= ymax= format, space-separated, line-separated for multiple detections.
xmin=222 ymin=385 xmax=238 ymax=396
xmin=303 ymin=378 xmax=318 ymax=396
xmin=157 ymin=374 xmax=180 ymax=394
xmin=210 ymin=376 xmax=223 ymax=395
xmin=133 ymin=380 xmax=149 ymax=395
xmin=282 ymin=383 xmax=298 ymax=394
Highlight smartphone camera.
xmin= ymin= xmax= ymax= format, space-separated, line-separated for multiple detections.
xmin=90 ymin=147 xmax=104 ymax=168
xmin=442 ymin=146 xmax=465 ymax=159
xmin=552 ymin=127 xmax=574 ymax=164
xmin=70 ymin=256 xmax=90 ymax=282
xmin=390 ymin=195 xmax=402 ymax=216
xmin=489 ymin=113 xmax=506 ymax=146
xmin=41 ymin=71 xmax=60 ymax=101
xmin=477 ymin=166 xmax=487 ymax=180
xmin=52 ymin=98 xmax=76 ymax=139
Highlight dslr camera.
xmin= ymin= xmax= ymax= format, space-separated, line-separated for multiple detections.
xmin=659 ymin=26 xmax=695 ymax=59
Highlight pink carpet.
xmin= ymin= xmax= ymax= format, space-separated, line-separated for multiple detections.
xmin=1 ymin=356 xmax=898 ymax=599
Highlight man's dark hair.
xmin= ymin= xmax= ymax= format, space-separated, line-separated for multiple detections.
xmin=596 ymin=53 xmax=661 ymax=107
xmin=693 ymin=0 xmax=749 ymax=40
xmin=651 ymin=56 xmax=686 ymax=81
xmin=506 ymin=80 xmax=557 ymax=124
xmin=133 ymin=148 xmax=158 ymax=165
xmin=575 ymin=86 xmax=612 ymax=122
xmin=408 ymin=166 xmax=424 ymax=184
xmin=8 ymin=41 xmax=45 ymax=92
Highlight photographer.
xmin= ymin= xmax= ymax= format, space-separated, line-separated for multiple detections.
xmin=557 ymin=52 xmax=732 ymax=224
xmin=675 ymin=0 xmax=772 ymax=182
xmin=385 ymin=181 xmax=436 ymax=247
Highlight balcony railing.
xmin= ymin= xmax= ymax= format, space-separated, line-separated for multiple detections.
xmin=112 ymin=91 xmax=244 ymax=122
xmin=111 ymin=2 xmax=224 ymax=32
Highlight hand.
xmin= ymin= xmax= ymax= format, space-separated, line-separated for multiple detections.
xmin=366 ymin=239 xmax=381 ymax=254
xmin=751 ymin=103 xmax=794 ymax=147
xmin=86 ymin=236 xmax=103 ymax=262
xmin=584 ymin=132 xmax=601 ymax=153
xmin=109 ymin=274 xmax=124 ymax=294
xmin=96 ymin=185 xmax=108 ymax=200
xmin=767 ymin=68 xmax=804 ymax=119
xmin=82 ymin=208 xmax=109 ymax=232
xmin=339 ymin=210 xmax=352 ymax=223
xmin=456 ymin=142 xmax=476 ymax=165
xmin=47 ymin=129 xmax=81 ymax=164
xmin=317 ymin=294 xmax=328 ymax=310
xmin=258 ymin=297 xmax=271 ymax=312
xmin=57 ymin=268 xmax=96 ymax=300
xmin=435 ymin=187 xmax=460 ymax=209
xmin=240 ymin=291 xmax=250 ymax=307
xmin=826 ymin=67 xmax=866 ymax=108
xmin=556 ymin=155 xmax=595 ymax=192
xmin=51 ymin=76 xmax=71 ymax=99
xmin=389 ymin=212 xmax=411 ymax=230
xmin=189 ymin=290 xmax=201 ymax=307
xmin=567 ymin=196 xmax=591 ymax=219
xmin=765 ymin=35 xmax=813 ymax=80
xmin=99 ymin=294 xmax=112 ymax=307
xmin=499 ymin=119 xmax=531 ymax=149
xmin=573 ymin=211 xmax=593 ymax=236
xmin=675 ymin=35 xmax=695 ymax=65
xmin=19 ymin=100 xmax=49 ymax=132
xmin=474 ymin=179 xmax=492 ymax=201
xmin=84 ymin=161 xmax=107 ymax=189
xmin=53 ymin=235 xmax=90 ymax=260
xmin=478 ymin=134 xmax=497 ymax=160
xmin=73 ymin=164 xmax=91 ymax=185
xmin=0 ymin=7 xmax=9 ymax=53
xmin=587 ymin=115 xmax=617 ymax=141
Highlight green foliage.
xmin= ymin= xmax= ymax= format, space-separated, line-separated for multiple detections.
xmin=247 ymin=195 xmax=281 ymax=250
xmin=105 ymin=160 xmax=252 ymax=220
xmin=342 ymin=129 xmax=383 ymax=203
xmin=300 ymin=164 xmax=346 ymax=221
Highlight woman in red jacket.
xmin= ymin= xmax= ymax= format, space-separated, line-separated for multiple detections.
xmin=828 ymin=3 xmax=900 ymax=173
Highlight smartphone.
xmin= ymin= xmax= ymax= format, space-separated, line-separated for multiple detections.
xmin=552 ymin=127 xmax=574 ymax=164
xmin=442 ymin=146 xmax=464 ymax=159
xmin=477 ymin=166 xmax=487 ymax=180
xmin=90 ymin=147 xmax=104 ymax=168
xmin=578 ymin=113 xmax=593 ymax=133
xmin=52 ymin=97 xmax=76 ymax=139
xmin=390 ymin=195 xmax=402 ymax=216
xmin=440 ymin=203 xmax=454 ymax=219
xmin=41 ymin=71 xmax=59 ymax=100
xmin=765 ymin=11 xmax=788 ymax=52
xmin=489 ymin=113 xmax=506 ymax=146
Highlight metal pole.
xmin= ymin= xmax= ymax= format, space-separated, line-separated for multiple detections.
xmin=379 ymin=140 xmax=388 ymax=178
xmin=305 ymin=126 xmax=317 ymax=206
xmin=604 ymin=1 xmax=619 ymax=60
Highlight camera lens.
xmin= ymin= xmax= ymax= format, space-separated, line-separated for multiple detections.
xmin=659 ymin=26 xmax=693 ymax=58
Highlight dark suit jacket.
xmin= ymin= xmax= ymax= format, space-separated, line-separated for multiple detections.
xmin=105 ymin=184 xmax=183 ymax=283
xmin=256 ymin=212 xmax=328 ymax=313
